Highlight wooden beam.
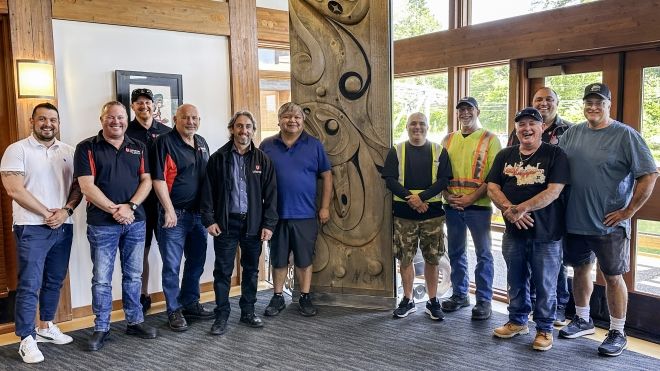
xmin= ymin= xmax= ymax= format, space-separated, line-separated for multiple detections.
xmin=228 ymin=0 xmax=260 ymax=133
xmin=52 ymin=0 xmax=230 ymax=36
xmin=394 ymin=0 xmax=660 ymax=75
xmin=0 ymin=1 xmax=7 ymax=14
xmin=256 ymin=7 xmax=289 ymax=45
xmin=6 ymin=0 xmax=72 ymax=323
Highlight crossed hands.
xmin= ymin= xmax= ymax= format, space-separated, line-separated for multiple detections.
xmin=110 ymin=203 xmax=135 ymax=225
xmin=44 ymin=208 xmax=69 ymax=229
xmin=445 ymin=193 xmax=475 ymax=211
xmin=503 ymin=204 xmax=534 ymax=230
xmin=406 ymin=194 xmax=428 ymax=213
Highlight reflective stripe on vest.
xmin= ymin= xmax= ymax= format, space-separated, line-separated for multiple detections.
xmin=444 ymin=130 xmax=495 ymax=193
xmin=393 ymin=141 xmax=443 ymax=203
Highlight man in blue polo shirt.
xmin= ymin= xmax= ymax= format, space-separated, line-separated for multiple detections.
xmin=74 ymin=101 xmax=158 ymax=351
xmin=152 ymin=104 xmax=213 ymax=332
xmin=260 ymin=102 xmax=332 ymax=317
xmin=126 ymin=88 xmax=171 ymax=314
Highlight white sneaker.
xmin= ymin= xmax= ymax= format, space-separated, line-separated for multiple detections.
xmin=36 ymin=321 xmax=73 ymax=345
xmin=18 ymin=336 xmax=44 ymax=364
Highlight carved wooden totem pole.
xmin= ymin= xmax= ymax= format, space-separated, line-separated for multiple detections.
xmin=289 ymin=0 xmax=394 ymax=307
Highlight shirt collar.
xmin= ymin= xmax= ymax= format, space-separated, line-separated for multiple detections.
xmin=28 ymin=134 xmax=60 ymax=148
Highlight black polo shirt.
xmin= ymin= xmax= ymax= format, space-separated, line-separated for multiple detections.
xmin=74 ymin=131 xmax=150 ymax=226
xmin=152 ymin=130 xmax=210 ymax=211
xmin=126 ymin=119 xmax=171 ymax=151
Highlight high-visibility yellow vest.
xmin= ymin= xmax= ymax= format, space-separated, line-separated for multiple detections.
xmin=442 ymin=128 xmax=500 ymax=207
xmin=393 ymin=141 xmax=443 ymax=203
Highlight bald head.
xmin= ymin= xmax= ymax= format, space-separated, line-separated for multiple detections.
xmin=174 ymin=104 xmax=200 ymax=139
xmin=406 ymin=112 xmax=428 ymax=146
xmin=532 ymin=87 xmax=559 ymax=123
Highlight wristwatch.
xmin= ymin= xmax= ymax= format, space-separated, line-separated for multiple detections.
xmin=128 ymin=202 xmax=139 ymax=211
xmin=63 ymin=207 xmax=74 ymax=216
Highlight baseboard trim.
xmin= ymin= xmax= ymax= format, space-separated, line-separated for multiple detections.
xmin=301 ymin=291 xmax=397 ymax=310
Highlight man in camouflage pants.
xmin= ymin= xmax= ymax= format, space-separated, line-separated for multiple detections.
xmin=382 ymin=112 xmax=452 ymax=321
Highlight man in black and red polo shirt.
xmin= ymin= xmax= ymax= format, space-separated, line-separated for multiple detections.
xmin=152 ymin=104 xmax=214 ymax=332
xmin=74 ymin=101 xmax=158 ymax=351
xmin=125 ymin=88 xmax=171 ymax=313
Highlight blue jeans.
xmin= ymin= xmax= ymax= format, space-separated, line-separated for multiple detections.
xmin=213 ymin=215 xmax=262 ymax=320
xmin=530 ymin=250 xmax=570 ymax=308
xmin=157 ymin=210 xmax=208 ymax=314
xmin=13 ymin=224 xmax=72 ymax=339
xmin=87 ymin=221 xmax=146 ymax=332
xmin=444 ymin=207 xmax=494 ymax=302
xmin=501 ymin=234 xmax=562 ymax=332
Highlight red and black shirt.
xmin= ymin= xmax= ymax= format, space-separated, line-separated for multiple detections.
xmin=74 ymin=131 xmax=149 ymax=225
xmin=152 ymin=130 xmax=210 ymax=211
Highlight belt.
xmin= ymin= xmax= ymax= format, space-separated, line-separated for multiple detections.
xmin=229 ymin=212 xmax=247 ymax=220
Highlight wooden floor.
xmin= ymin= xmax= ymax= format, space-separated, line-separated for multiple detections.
xmin=1 ymin=284 xmax=658 ymax=360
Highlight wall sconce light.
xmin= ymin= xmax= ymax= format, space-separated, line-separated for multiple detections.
xmin=16 ymin=59 xmax=55 ymax=98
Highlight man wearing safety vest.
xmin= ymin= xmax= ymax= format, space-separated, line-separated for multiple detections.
xmin=382 ymin=112 xmax=452 ymax=321
xmin=441 ymin=97 xmax=502 ymax=320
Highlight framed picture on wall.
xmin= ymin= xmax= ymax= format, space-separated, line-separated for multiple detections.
xmin=115 ymin=70 xmax=183 ymax=127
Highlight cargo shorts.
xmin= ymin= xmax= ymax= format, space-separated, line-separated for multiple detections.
xmin=393 ymin=216 xmax=446 ymax=266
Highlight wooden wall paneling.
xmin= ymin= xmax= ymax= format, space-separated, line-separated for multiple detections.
xmin=6 ymin=0 xmax=71 ymax=323
xmin=394 ymin=0 xmax=660 ymax=75
xmin=0 ymin=1 xmax=7 ymax=15
xmin=256 ymin=7 xmax=289 ymax=44
xmin=0 ymin=16 xmax=12 ymax=298
xmin=52 ymin=0 xmax=230 ymax=36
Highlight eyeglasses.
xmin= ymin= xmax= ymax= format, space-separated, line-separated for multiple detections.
xmin=584 ymin=100 xmax=608 ymax=108
xmin=458 ymin=107 xmax=475 ymax=113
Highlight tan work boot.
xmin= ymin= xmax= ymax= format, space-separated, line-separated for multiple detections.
xmin=533 ymin=331 xmax=554 ymax=351
xmin=493 ymin=322 xmax=530 ymax=338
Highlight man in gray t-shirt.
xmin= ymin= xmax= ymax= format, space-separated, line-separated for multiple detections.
xmin=558 ymin=83 xmax=657 ymax=357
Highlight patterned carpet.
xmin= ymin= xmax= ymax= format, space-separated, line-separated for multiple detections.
xmin=1 ymin=291 xmax=658 ymax=371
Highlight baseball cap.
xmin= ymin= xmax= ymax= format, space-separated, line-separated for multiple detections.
xmin=582 ymin=83 xmax=611 ymax=100
xmin=456 ymin=97 xmax=479 ymax=109
xmin=514 ymin=107 xmax=543 ymax=122
xmin=131 ymin=88 xmax=154 ymax=103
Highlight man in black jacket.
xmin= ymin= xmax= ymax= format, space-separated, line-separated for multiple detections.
xmin=201 ymin=111 xmax=278 ymax=336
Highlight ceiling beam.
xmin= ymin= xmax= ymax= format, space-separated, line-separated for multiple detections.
xmin=394 ymin=0 xmax=660 ymax=75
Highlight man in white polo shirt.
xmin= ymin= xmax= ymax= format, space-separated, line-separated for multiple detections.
xmin=0 ymin=103 xmax=82 ymax=364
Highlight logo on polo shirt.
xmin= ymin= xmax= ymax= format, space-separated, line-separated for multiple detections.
xmin=125 ymin=147 xmax=141 ymax=155
xmin=199 ymin=147 xmax=208 ymax=153
xmin=253 ymin=164 xmax=261 ymax=174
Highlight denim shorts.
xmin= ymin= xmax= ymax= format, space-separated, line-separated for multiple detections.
xmin=564 ymin=227 xmax=630 ymax=276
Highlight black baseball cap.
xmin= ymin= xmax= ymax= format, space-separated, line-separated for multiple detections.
xmin=456 ymin=97 xmax=479 ymax=109
xmin=582 ymin=83 xmax=611 ymax=100
xmin=514 ymin=107 xmax=543 ymax=122
xmin=131 ymin=88 xmax=154 ymax=103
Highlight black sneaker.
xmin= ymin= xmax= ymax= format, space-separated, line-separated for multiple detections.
xmin=441 ymin=294 xmax=470 ymax=312
xmin=559 ymin=316 xmax=596 ymax=339
xmin=598 ymin=330 xmax=627 ymax=357
xmin=554 ymin=305 xmax=568 ymax=326
xmin=425 ymin=298 xmax=445 ymax=321
xmin=182 ymin=302 xmax=215 ymax=320
xmin=140 ymin=294 xmax=152 ymax=314
xmin=298 ymin=295 xmax=318 ymax=317
xmin=168 ymin=310 xmax=188 ymax=332
xmin=264 ymin=294 xmax=286 ymax=317
xmin=472 ymin=301 xmax=492 ymax=320
xmin=393 ymin=297 xmax=416 ymax=318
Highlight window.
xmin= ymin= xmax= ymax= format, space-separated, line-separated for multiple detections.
xmin=470 ymin=0 xmax=599 ymax=25
xmin=393 ymin=0 xmax=449 ymax=40
xmin=258 ymin=47 xmax=291 ymax=139
xmin=640 ymin=66 xmax=660 ymax=165
xmin=545 ymin=72 xmax=602 ymax=124
xmin=466 ymin=64 xmax=509 ymax=147
xmin=635 ymin=220 xmax=660 ymax=296
xmin=393 ymin=73 xmax=449 ymax=144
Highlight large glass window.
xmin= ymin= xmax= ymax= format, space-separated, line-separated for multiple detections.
xmin=544 ymin=72 xmax=602 ymax=124
xmin=258 ymin=47 xmax=291 ymax=139
xmin=636 ymin=220 xmax=660 ymax=296
xmin=393 ymin=0 xmax=449 ymax=40
xmin=466 ymin=65 xmax=509 ymax=147
xmin=393 ymin=73 xmax=449 ymax=144
xmin=640 ymin=66 xmax=660 ymax=165
xmin=470 ymin=0 xmax=599 ymax=25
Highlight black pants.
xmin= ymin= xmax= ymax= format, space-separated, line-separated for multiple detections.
xmin=213 ymin=215 xmax=262 ymax=320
